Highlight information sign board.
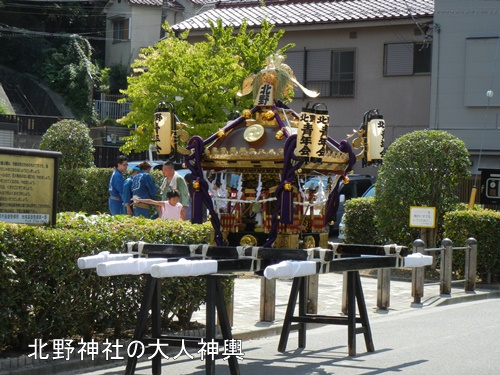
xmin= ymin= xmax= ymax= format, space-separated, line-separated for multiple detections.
xmin=0 ymin=147 xmax=60 ymax=226
xmin=409 ymin=206 xmax=436 ymax=228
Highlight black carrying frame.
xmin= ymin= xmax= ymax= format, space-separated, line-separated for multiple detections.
xmin=117 ymin=243 xmax=407 ymax=374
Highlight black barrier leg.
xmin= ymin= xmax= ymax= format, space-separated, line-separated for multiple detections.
xmin=347 ymin=271 xmax=357 ymax=356
xmin=278 ymin=277 xmax=302 ymax=352
xmin=206 ymin=276 xmax=217 ymax=375
xmin=298 ymin=276 xmax=307 ymax=348
xmin=125 ymin=276 xmax=157 ymax=375
xmin=152 ymin=278 xmax=162 ymax=375
xmin=214 ymin=278 xmax=240 ymax=375
xmin=355 ymin=272 xmax=374 ymax=352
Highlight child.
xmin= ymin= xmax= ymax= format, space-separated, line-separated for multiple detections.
xmin=132 ymin=189 xmax=185 ymax=220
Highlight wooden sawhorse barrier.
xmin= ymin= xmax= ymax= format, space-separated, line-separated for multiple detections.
xmin=125 ymin=274 xmax=239 ymax=375
xmin=278 ymin=270 xmax=374 ymax=356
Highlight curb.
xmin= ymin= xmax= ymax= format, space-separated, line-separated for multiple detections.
xmin=435 ymin=289 xmax=500 ymax=307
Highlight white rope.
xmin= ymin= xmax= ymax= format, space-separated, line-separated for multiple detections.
xmin=328 ymin=242 xmax=341 ymax=258
xmin=202 ymin=244 xmax=210 ymax=259
xmin=189 ymin=244 xmax=199 ymax=257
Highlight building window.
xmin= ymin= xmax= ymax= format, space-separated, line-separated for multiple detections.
xmin=286 ymin=49 xmax=356 ymax=98
xmin=112 ymin=18 xmax=129 ymax=43
xmin=384 ymin=42 xmax=431 ymax=76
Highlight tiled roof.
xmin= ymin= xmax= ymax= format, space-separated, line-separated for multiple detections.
xmin=172 ymin=0 xmax=434 ymax=31
xmin=128 ymin=0 xmax=212 ymax=7
xmin=129 ymin=0 xmax=162 ymax=6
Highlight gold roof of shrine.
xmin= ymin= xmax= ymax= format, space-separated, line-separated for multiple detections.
xmin=200 ymin=110 xmax=351 ymax=174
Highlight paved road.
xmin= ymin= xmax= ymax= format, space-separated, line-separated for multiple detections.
xmin=77 ymin=298 xmax=500 ymax=375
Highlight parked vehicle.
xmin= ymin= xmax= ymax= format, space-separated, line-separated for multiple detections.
xmin=304 ymin=174 xmax=375 ymax=234
xmin=338 ymin=184 xmax=376 ymax=241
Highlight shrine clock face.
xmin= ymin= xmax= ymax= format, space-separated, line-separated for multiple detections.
xmin=243 ymin=124 xmax=265 ymax=143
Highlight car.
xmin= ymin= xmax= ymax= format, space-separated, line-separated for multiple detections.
xmin=338 ymin=184 xmax=376 ymax=241
xmin=333 ymin=174 xmax=375 ymax=233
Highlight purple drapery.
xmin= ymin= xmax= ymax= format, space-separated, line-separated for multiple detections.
xmin=263 ymin=134 xmax=304 ymax=248
xmin=325 ymin=137 xmax=356 ymax=225
xmin=185 ymin=136 xmax=226 ymax=245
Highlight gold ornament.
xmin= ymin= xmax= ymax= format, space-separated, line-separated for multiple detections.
xmin=264 ymin=110 xmax=275 ymax=120
xmin=240 ymin=234 xmax=258 ymax=247
xmin=275 ymin=130 xmax=284 ymax=140
xmin=193 ymin=181 xmax=201 ymax=191
xmin=242 ymin=109 xmax=252 ymax=119
xmin=217 ymin=129 xmax=226 ymax=139
xmin=343 ymin=176 xmax=350 ymax=184
xmin=284 ymin=182 xmax=292 ymax=191
xmin=243 ymin=124 xmax=265 ymax=143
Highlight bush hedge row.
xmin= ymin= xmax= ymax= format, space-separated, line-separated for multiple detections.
xmin=57 ymin=168 xmax=164 ymax=214
xmin=0 ymin=213 xmax=214 ymax=352
xmin=343 ymin=199 xmax=500 ymax=282
xmin=444 ymin=207 xmax=500 ymax=283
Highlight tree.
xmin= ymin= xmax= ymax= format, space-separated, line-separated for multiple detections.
xmin=40 ymin=119 xmax=95 ymax=170
xmin=373 ymin=130 xmax=471 ymax=248
xmin=118 ymin=19 xmax=293 ymax=153
xmin=41 ymin=36 xmax=100 ymax=123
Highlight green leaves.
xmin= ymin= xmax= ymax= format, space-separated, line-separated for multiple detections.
xmin=40 ymin=119 xmax=95 ymax=170
xmin=118 ymin=19 xmax=293 ymax=153
xmin=0 ymin=215 xmax=214 ymax=351
xmin=444 ymin=208 xmax=500 ymax=282
xmin=374 ymin=130 xmax=471 ymax=247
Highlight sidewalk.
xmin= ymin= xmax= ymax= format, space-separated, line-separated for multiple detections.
xmin=4 ymin=272 xmax=499 ymax=375
xmin=193 ymin=271 xmax=500 ymax=341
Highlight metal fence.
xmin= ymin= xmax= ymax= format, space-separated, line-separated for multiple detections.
xmin=0 ymin=114 xmax=69 ymax=135
xmin=411 ymin=238 xmax=477 ymax=303
xmin=93 ymin=100 xmax=131 ymax=121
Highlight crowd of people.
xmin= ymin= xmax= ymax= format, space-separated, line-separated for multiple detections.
xmin=107 ymin=156 xmax=190 ymax=221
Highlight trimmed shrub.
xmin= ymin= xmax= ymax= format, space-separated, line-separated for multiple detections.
xmin=40 ymin=119 xmax=95 ymax=170
xmin=57 ymin=168 xmax=163 ymax=214
xmin=374 ymin=130 xmax=470 ymax=248
xmin=444 ymin=207 xmax=500 ymax=282
xmin=0 ymin=214 xmax=214 ymax=352
xmin=343 ymin=197 xmax=383 ymax=245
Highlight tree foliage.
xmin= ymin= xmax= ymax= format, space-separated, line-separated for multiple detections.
xmin=373 ymin=130 xmax=471 ymax=247
xmin=118 ymin=19 xmax=293 ymax=153
xmin=40 ymin=119 xmax=95 ymax=170
xmin=40 ymin=37 xmax=100 ymax=122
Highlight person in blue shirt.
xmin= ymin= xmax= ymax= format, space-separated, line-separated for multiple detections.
xmin=108 ymin=155 xmax=128 ymax=215
xmin=131 ymin=161 xmax=157 ymax=217
xmin=122 ymin=166 xmax=140 ymax=216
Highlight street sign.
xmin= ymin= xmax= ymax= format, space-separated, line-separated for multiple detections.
xmin=409 ymin=206 xmax=436 ymax=228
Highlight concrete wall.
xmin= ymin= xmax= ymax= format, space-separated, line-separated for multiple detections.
xmin=279 ymin=22 xmax=431 ymax=165
xmin=430 ymin=0 xmax=500 ymax=173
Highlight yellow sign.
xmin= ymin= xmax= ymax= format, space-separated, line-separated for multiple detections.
xmin=0 ymin=148 xmax=60 ymax=225
xmin=409 ymin=206 xmax=436 ymax=228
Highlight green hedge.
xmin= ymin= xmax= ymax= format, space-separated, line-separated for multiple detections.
xmin=343 ymin=197 xmax=383 ymax=245
xmin=0 ymin=213 xmax=214 ymax=352
xmin=343 ymin=199 xmax=500 ymax=282
xmin=57 ymin=168 xmax=164 ymax=214
xmin=444 ymin=207 xmax=500 ymax=282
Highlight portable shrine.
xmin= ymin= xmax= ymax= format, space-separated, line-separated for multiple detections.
xmin=156 ymin=54 xmax=385 ymax=249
